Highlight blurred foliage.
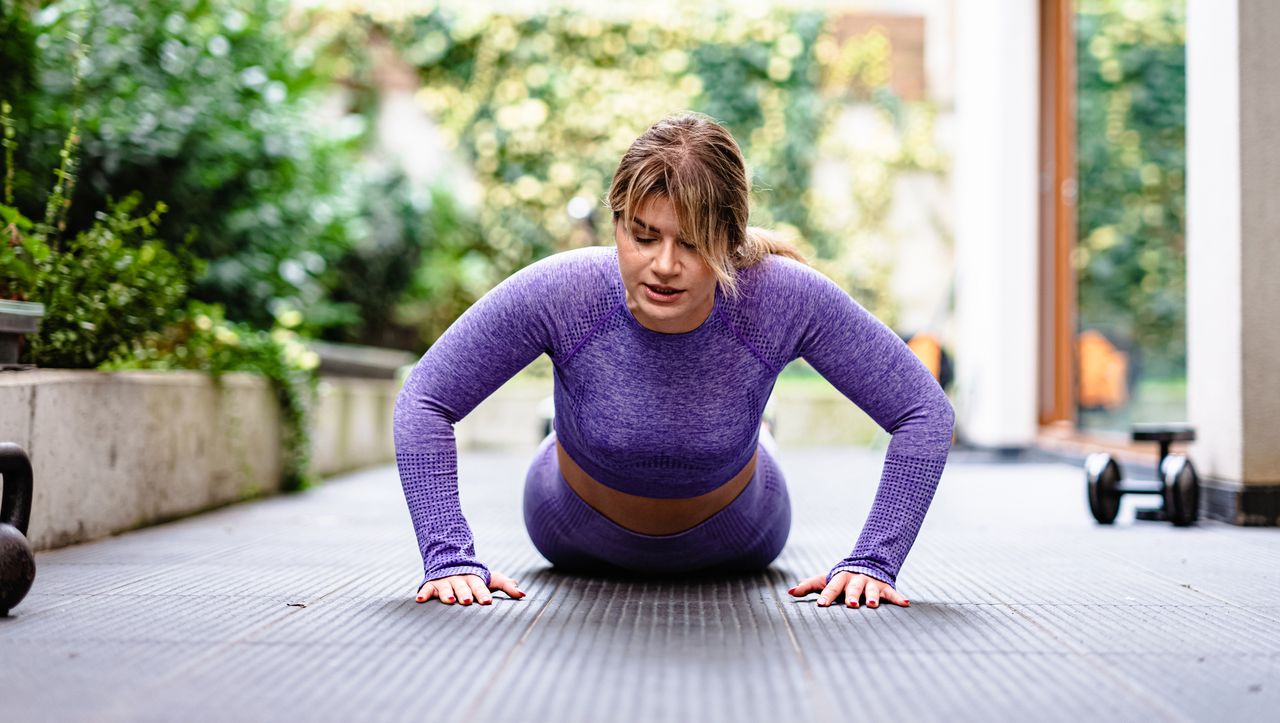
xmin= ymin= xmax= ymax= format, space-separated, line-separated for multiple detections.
xmin=105 ymin=302 xmax=320 ymax=491
xmin=0 ymin=1 xmax=38 ymax=131
xmin=312 ymin=172 xmax=480 ymax=348
xmin=1076 ymin=0 xmax=1186 ymax=378
xmin=16 ymin=0 xmax=360 ymax=329
xmin=309 ymin=3 xmax=947 ymax=331
xmin=8 ymin=0 xmax=949 ymax=352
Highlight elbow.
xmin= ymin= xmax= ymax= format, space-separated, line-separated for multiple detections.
xmin=940 ymin=395 xmax=957 ymax=450
xmin=392 ymin=388 xmax=416 ymax=450
xmin=923 ymin=391 xmax=956 ymax=454
xmin=886 ymin=390 xmax=955 ymax=458
xmin=393 ymin=369 xmax=461 ymax=452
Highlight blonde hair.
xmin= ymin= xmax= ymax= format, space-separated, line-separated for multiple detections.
xmin=606 ymin=112 xmax=808 ymax=299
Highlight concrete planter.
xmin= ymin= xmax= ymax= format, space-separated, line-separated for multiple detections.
xmin=0 ymin=299 xmax=44 ymax=369
xmin=0 ymin=370 xmax=405 ymax=551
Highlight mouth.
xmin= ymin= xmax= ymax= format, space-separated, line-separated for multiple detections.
xmin=643 ymin=283 xmax=685 ymax=303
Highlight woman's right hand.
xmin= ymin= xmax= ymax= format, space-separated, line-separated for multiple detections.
xmin=415 ymin=571 xmax=526 ymax=605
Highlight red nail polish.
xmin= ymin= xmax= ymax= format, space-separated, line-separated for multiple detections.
xmin=446 ymin=597 xmax=455 ymax=602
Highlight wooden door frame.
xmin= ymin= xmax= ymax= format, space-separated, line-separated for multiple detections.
xmin=1038 ymin=0 xmax=1077 ymax=428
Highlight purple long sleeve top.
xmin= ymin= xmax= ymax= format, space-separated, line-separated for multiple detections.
xmin=394 ymin=246 xmax=955 ymax=591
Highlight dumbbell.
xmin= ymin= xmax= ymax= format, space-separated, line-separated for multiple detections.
xmin=1085 ymin=423 xmax=1199 ymax=526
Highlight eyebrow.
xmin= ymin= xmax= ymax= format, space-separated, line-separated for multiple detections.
xmin=632 ymin=215 xmax=685 ymax=242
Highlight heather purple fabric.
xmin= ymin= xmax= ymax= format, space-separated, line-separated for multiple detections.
xmin=394 ymin=246 xmax=955 ymax=591
xmin=522 ymin=426 xmax=791 ymax=576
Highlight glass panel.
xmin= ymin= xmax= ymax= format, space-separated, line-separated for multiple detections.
xmin=1074 ymin=0 xmax=1187 ymax=435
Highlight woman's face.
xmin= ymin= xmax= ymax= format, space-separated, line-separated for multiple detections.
xmin=615 ymin=195 xmax=717 ymax=334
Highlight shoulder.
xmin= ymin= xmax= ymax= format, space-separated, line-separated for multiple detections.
xmin=506 ymin=245 xmax=616 ymax=289
xmin=486 ymin=246 xmax=618 ymax=307
xmin=487 ymin=246 xmax=620 ymax=355
xmin=729 ymin=253 xmax=848 ymax=316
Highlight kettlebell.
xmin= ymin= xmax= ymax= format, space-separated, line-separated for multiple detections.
xmin=0 ymin=442 xmax=35 ymax=617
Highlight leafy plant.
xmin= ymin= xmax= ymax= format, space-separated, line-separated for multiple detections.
xmin=23 ymin=0 xmax=362 ymax=329
xmin=2 ymin=44 xmax=197 ymax=369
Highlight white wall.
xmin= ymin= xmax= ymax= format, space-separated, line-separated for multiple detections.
xmin=951 ymin=0 xmax=1040 ymax=448
xmin=1187 ymin=0 xmax=1280 ymax=486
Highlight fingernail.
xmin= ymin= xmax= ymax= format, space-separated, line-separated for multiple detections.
xmin=416 ymin=597 xmax=425 ymax=602
xmin=480 ymin=600 xmax=491 ymax=605
xmin=817 ymin=597 xmax=828 ymax=606
xmin=851 ymin=602 xmax=859 ymax=608
xmin=446 ymin=597 xmax=455 ymax=602
xmin=869 ymin=601 xmax=878 ymax=608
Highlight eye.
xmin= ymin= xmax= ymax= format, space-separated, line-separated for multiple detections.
xmin=678 ymin=240 xmax=696 ymax=250
xmin=635 ymin=236 xmax=657 ymax=244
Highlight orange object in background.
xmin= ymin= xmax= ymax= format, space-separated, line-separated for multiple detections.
xmin=907 ymin=332 xmax=943 ymax=381
xmin=1077 ymin=329 xmax=1129 ymax=410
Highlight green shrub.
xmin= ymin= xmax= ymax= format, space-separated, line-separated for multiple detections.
xmin=2 ymin=94 xmax=197 ymax=368
xmin=24 ymin=0 xmax=361 ymax=329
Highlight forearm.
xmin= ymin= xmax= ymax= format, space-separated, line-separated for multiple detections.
xmin=826 ymin=451 xmax=949 ymax=586
xmin=396 ymin=445 xmax=491 ymax=588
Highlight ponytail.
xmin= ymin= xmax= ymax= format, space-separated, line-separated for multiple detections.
xmin=741 ymin=226 xmax=808 ymax=266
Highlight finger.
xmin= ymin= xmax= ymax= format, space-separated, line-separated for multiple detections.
xmin=450 ymin=577 xmax=473 ymax=605
xmin=493 ymin=572 xmax=526 ymax=600
xmin=817 ymin=577 xmax=846 ymax=607
xmin=864 ymin=580 xmax=882 ymax=608
xmin=434 ymin=580 xmax=456 ymax=604
xmin=467 ymin=576 xmax=492 ymax=605
xmin=844 ymin=575 xmax=868 ymax=608
xmin=789 ymin=574 xmax=827 ymax=597
xmin=881 ymin=586 xmax=910 ymax=607
xmin=422 ymin=580 xmax=442 ymax=603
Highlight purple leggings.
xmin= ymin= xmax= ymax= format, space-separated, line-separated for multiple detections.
xmin=522 ymin=428 xmax=791 ymax=575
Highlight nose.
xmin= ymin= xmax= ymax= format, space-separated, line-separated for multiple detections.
xmin=652 ymin=239 xmax=679 ymax=277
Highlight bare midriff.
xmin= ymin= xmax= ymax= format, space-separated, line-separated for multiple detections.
xmin=555 ymin=439 xmax=757 ymax=535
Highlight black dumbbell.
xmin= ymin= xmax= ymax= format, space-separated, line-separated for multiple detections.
xmin=1085 ymin=423 xmax=1199 ymax=526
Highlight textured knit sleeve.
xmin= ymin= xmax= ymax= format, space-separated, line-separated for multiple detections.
xmin=393 ymin=263 xmax=553 ymax=591
xmin=795 ymin=272 xmax=955 ymax=588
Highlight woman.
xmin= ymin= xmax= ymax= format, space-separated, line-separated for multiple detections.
xmin=394 ymin=112 xmax=954 ymax=610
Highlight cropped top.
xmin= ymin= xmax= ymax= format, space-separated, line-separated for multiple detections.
xmin=394 ymin=246 xmax=955 ymax=590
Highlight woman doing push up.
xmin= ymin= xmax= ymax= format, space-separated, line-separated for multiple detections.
xmin=394 ymin=112 xmax=955 ymax=610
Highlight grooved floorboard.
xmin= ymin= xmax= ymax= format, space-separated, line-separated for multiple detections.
xmin=2 ymin=445 xmax=1277 ymax=722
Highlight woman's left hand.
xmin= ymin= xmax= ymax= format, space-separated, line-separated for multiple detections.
xmin=787 ymin=571 xmax=910 ymax=609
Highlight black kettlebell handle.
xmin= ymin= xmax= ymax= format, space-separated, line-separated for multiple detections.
xmin=0 ymin=443 xmax=33 ymax=537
